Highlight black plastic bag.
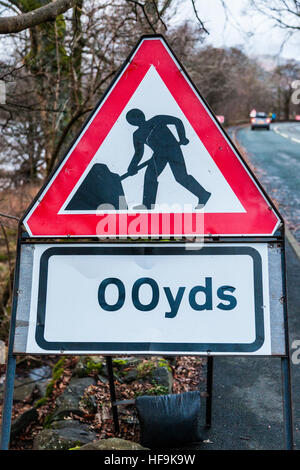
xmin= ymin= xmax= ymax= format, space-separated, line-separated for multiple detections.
xmin=135 ymin=391 xmax=202 ymax=448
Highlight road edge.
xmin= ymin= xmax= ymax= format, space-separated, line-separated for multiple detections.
xmin=286 ymin=227 xmax=300 ymax=261
xmin=230 ymin=124 xmax=300 ymax=262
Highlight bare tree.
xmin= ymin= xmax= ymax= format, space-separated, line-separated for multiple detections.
xmin=0 ymin=0 xmax=178 ymax=181
xmin=181 ymin=44 xmax=274 ymax=122
xmin=272 ymin=60 xmax=300 ymax=119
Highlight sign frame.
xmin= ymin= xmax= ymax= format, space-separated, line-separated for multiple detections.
xmin=1 ymin=233 xmax=294 ymax=450
xmin=0 ymin=33 xmax=293 ymax=451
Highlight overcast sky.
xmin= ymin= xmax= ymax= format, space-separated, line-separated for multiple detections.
xmin=173 ymin=0 xmax=300 ymax=60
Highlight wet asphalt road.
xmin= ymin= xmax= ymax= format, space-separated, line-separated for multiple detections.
xmin=179 ymin=122 xmax=300 ymax=451
xmin=235 ymin=122 xmax=300 ymax=242
xmin=191 ymin=242 xmax=300 ymax=450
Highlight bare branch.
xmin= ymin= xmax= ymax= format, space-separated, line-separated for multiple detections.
xmin=190 ymin=0 xmax=209 ymax=34
xmin=250 ymin=0 xmax=300 ymax=31
xmin=151 ymin=0 xmax=167 ymax=30
xmin=127 ymin=0 xmax=157 ymax=33
xmin=0 ymin=212 xmax=20 ymax=221
xmin=0 ymin=0 xmax=76 ymax=34
xmin=0 ymin=1 xmax=19 ymax=14
xmin=0 ymin=62 xmax=25 ymax=80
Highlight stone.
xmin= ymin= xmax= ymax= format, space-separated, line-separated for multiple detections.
xmin=101 ymin=357 xmax=140 ymax=379
xmin=33 ymin=419 xmax=97 ymax=450
xmin=123 ymin=368 xmax=138 ymax=384
xmin=112 ymin=357 xmax=141 ymax=369
xmin=72 ymin=356 xmax=104 ymax=378
xmin=122 ymin=357 xmax=141 ymax=367
xmin=78 ymin=438 xmax=148 ymax=450
xmin=11 ymin=407 xmax=38 ymax=439
xmin=0 ymin=365 xmax=52 ymax=402
xmin=97 ymin=374 xmax=108 ymax=384
xmin=152 ymin=366 xmax=173 ymax=393
xmin=29 ymin=365 xmax=52 ymax=381
xmin=72 ymin=357 xmax=88 ymax=378
xmin=35 ymin=378 xmax=52 ymax=398
xmin=52 ymin=377 xmax=96 ymax=420
xmin=84 ymin=394 xmax=97 ymax=413
xmin=12 ymin=378 xmax=38 ymax=402
xmin=28 ymin=365 xmax=53 ymax=398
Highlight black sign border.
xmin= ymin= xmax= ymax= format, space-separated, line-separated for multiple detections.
xmin=35 ymin=245 xmax=264 ymax=353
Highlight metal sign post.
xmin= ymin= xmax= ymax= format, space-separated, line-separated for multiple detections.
xmin=1 ymin=228 xmax=21 ymax=450
xmin=281 ymin=239 xmax=294 ymax=450
xmin=0 ymin=35 xmax=294 ymax=450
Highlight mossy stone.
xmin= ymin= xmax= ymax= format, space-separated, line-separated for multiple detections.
xmin=78 ymin=438 xmax=148 ymax=450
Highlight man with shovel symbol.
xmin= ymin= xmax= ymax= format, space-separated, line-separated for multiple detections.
xmin=126 ymin=109 xmax=211 ymax=209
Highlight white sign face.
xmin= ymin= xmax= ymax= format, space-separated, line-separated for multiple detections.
xmin=60 ymin=66 xmax=244 ymax=215
xmin=13 ymin=243 xmax=284 ymax=356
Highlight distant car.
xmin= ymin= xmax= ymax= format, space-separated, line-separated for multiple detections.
xmin=251 ymin=112 xmax=271 ymax=130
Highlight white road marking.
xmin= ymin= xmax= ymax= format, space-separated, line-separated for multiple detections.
xmin=274 ymin=125 xmax=300 ymax=144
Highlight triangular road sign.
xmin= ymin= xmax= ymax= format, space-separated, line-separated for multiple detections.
xmin=22 ymin=35 xmax=281 ymax=238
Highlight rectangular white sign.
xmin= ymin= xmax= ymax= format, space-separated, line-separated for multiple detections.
xmin=14 ymin=243 xmax=285 ymax=356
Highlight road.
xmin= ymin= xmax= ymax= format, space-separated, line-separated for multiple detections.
xmin=191 ymin=241 xmax=300 ymax=450
xmin=178 ymin=122 xmax=300 ymax=451
xmin=234 ymin=122 xmax=300 ymax=242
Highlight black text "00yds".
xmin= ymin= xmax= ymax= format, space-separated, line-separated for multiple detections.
xmin=98 ymin=277 xmax=237 ymax=318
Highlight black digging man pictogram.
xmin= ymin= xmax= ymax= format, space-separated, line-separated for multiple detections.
xmin=126 ymin=109 xmax=211 ymax=209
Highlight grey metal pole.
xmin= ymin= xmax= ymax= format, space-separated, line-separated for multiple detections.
xmin=205 ymin=356 xmax=213 ymax=428
xmin=106 ymin=356 xmax=120 ymax=434
xmin=281 ymin=356 xmax=294 ymax=450
xmin=281 ymin=357 xmax=294 ymax=450
xmin=0 ymin=355 xmax=16 ymax=449
xmin=281 ymin=234 xmax=294 ymax=450
xmin=0 ymin=230 xmax=21 ymax=450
